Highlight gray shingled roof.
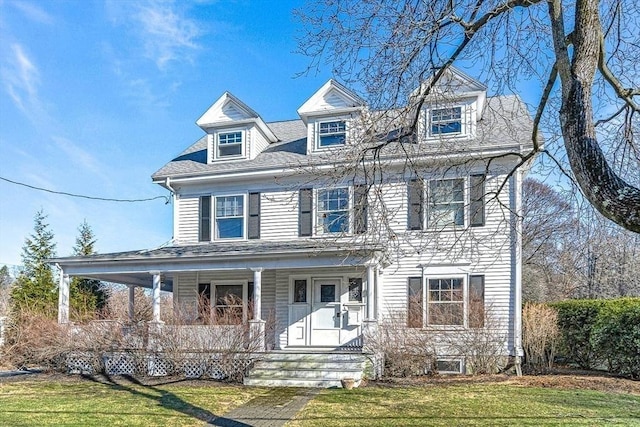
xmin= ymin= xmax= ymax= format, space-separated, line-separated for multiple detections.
xmin=50 ymin=240 xmax=382 ymax=264
xmin=151 ymin=95 xmax=533 ymax=180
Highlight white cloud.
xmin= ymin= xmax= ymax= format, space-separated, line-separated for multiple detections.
xmin=0 ymin=43 xmax=41 ymax=113
xmin=11 ymin=1 xmax=55 ymax=25
xmin=51 ymin=136 xmax=108 ymax=182
xmin=108 ymin=0 xmax=203 ymax=70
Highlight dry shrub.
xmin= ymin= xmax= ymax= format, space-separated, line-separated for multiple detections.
xmin=441 ymin=305 xmax=508 ymax=374
xmin=522 ymin=302 xmax=560 ymax=372
xmin=2 ymin=309 xmax=69 ymax=369
xmin=366 ymin=298 xmax=437 ymax=377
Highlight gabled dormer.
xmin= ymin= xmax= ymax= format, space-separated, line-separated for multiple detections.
xmin=196 ymin=92 xmax=278 ymax=163
xmin=297 ymin=80 xmax=366 ymax=155
xmin=413 ymin=67 xmax=487 ymax=141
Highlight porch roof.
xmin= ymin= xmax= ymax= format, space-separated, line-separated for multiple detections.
xmin=48 ymin=240 xmax=383 ymax=292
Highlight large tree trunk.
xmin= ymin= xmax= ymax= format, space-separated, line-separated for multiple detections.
xmin=555 ymin=0 xmax=640 ymax=233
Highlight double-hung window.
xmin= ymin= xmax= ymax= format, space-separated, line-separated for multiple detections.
xmin=317 ymin=188 xmax=349 ymax=233
xmin=428 ymin=179 xmax=465 ymax=227
xmin=217 ymin=131 xmax=243 ymax=158
xmin=427 ymin=278 xmax=464 ymax=326
xmin=214 ymin=283 xmax=244 ymax=324
xmin=430 ymin=107 xmax=462 ymax=135
xmin=215 ymin=195 xmax=244 ymax=239
xmin=318 ymin=120 xmax=346 ymax=147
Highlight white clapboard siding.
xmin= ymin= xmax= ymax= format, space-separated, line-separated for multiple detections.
xmin=250 ymin=127 xmax=270 ymax=159
xmin=260 ymin=191 xmax=299 ymax=240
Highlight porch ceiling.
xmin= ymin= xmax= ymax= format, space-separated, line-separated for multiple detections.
xmin=48 ymin=240 xmax=382 ymax=292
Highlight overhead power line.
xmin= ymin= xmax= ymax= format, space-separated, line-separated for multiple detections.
xmin=0 ymin=176 xmax=170 ymax=204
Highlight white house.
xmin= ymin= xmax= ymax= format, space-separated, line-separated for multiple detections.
xmin=51 ymin=68 xmax=533 ymax=386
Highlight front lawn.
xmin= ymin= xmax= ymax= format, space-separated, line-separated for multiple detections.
xmin=0 ymin=375 xmax=264 ymax=427
xmin=0 ymin=374 xmax=638 ymax=426
xmin=290 ymin=377 xmax=640 ymax=426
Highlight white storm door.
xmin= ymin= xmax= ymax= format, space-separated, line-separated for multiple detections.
xmin=287 ymin=278 xmax=310 ymax=346
xmin=310 ymin=279 xmax=342 ymax=346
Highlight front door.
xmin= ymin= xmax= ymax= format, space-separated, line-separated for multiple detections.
xmin=310 ymin=278 xmax=342 ymax=346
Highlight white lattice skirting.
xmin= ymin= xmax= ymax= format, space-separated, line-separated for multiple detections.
xmin=65 ymin=351 xmax=256 ymax=380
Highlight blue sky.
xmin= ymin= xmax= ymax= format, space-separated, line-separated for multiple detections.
xmin=0 ymin=0 xmax=334 ymax=269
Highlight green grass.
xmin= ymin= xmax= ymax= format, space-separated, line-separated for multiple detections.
xmin=1 ymin=377 xmax=639 ymax=426
xmin=290 ymin=383 xmax=640 ymax=426
xmin=0 ymin=376 xmax=265 ymax=427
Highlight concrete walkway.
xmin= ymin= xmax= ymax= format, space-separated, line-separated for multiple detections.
xmin=208 ymin=388 xmax=319 ymax=427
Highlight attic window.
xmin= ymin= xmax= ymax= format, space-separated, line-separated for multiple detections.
xmin=217 ymin=131 xmax=243 ymax=158
xmin=318 ymin=120 xmax=346 ymax=147
xmin=430 ymin=107 xmax=462 ymax=135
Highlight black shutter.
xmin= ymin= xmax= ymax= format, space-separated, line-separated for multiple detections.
xmin=353 ymin=184 xmax=368 ymax=234
xmin=407 ymin=277 xmax=423 ymax=328
xmin=470 ymin=174 xmax=486 ymax=227
xmin=248 ymin=192 xmax=260 ymax=239
xmin=469 ymin=275 xmax=485 ymax=328
xmin=199 ymin=196 xmax=211 ymax=242
xmin=407 ymin=179 xmax=424 ymax=230
xmin=298 ymin=188 xmax=313 ymax=237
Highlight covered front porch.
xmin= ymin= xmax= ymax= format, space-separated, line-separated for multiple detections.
xmin=50 ymin=241 xmax=384 ymax=354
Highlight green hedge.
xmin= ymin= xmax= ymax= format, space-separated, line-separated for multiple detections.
xmin=550 ymin=298 xmax=640 ymax=378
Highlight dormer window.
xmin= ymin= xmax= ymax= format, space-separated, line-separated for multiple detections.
xmin=217 ymin=131 xmax=243 ymax=158
xmin=430 ymin=107 xmax=462 ymax=136
xmin=318 ymin=120 xmax=346 ymax=148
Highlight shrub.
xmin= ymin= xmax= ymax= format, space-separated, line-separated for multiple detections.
xmin=522 ymin=302 xmax=559 ymax=373
xmin=550 ymin=299 xmax=604 ymax=369
xmin=591 ymin=298 xmax=640 ymax=378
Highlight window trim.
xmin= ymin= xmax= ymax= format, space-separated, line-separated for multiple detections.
xmin=211 ymin=280 xmax=250 ymax=324
xmin=316 ymin=119 xmax=347 ymax=149
xmin=426 ymin=276 xmax=466 ymax=327
xmin=315 ymin=186 xmax=351 ymax=235
xmin=214 ymin=129 xmax=246 ymax=160
xmin=208 ymin=193 xmax=247 ymax=241
xmin=427 ymin=178 xmax=465 ymax=229
xmin=428 ymin=106 xmax=463 ymax=137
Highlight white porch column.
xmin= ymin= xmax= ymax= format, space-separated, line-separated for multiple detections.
xmin=57 ymin=268 xmax=70 ymax=324
xmin=251 ymin=268 xmax=263 ymax=321
xmin=249 ymin=267 xmax=265 ymax=351
xmin=366 ymin=264 xmax=376 ymax=320
xmin=128 ymin=285 xmax=135 ymax=322
xmin=150 ymin=271 xmax=162 ymax=324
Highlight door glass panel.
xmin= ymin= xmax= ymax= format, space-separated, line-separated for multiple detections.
xmin=294 ymin=279 xmax=307 ymax=303
xmin=320 ymin=284 xmax=336 ymax=302
xmin=348 ymin=278 xmax=363 ymax=302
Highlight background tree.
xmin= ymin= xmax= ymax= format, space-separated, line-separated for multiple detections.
xmin=11 ymin=210 xmax=57 ymax=315
xmin=69 ymin=220 xmax=106 ymax=319
xmin=522 ymin=178 xmax=640 ymax=301
xmin=297 ymin=0 xmax=640 ymax=233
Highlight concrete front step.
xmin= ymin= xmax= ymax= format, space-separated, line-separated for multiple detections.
xmin=244 ymin=351 xmax=367 ymax=388
xmin=248 ymin=367 xmax=363 ymax=380
xmin=244 ymin=377 xmax=353 ymax=388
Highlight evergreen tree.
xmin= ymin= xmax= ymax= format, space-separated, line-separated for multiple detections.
xmin=11 ymin=210 xmax=57 ymax=315
xmin=70 ymin=220 xmax=106 ymax=318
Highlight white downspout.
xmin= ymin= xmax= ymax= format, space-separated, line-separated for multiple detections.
xmin=165 ymin=177 xmax=178 ymax=244
xmin=512 ymin=170 xmax=524 ymax=376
